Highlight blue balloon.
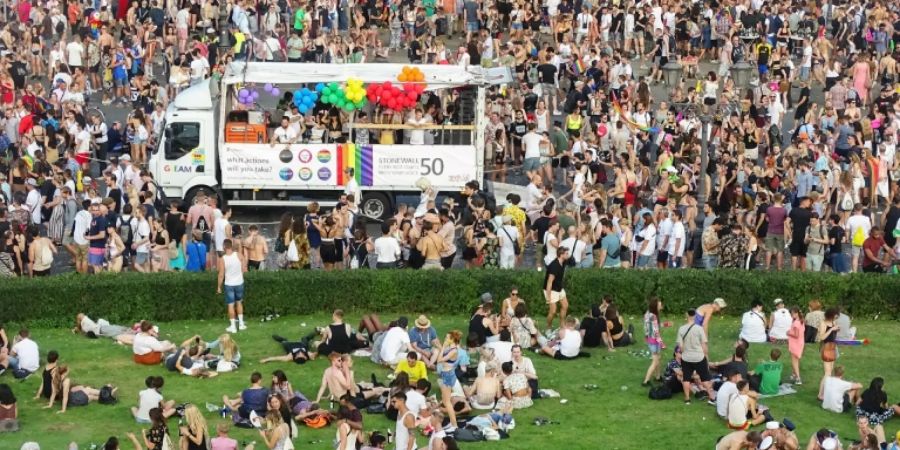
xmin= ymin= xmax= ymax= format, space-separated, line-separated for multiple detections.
xmin=298 ymin=105 xmax=309 ymax=114
xmin=315 ymin=83 xmax=325 ymax=93
xmin=294 ymin=90 xmax=303 ymax=100
xmin=304 ymin=97 xmax=314 ymax=107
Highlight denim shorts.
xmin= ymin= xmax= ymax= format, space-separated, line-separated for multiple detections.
xmin=224 ymin=284 xmax=245 ymax=304
xmin=648 ymin=343 xmax=661 ymax=354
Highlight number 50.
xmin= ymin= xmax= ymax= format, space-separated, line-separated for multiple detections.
xmin=420 ymin=158 xmax=445 ymax=176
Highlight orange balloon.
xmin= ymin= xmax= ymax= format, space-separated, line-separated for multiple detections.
xmin=398 ymin=74 xmax=408 ymax=82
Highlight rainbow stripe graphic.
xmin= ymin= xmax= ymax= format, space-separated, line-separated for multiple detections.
xmin=337 ymin=144 xmax=374 ymax=186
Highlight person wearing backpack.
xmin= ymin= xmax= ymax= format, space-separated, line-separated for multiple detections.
xmin=596 ymin=219 xmax=622 ymax=268
xmin=185 ymin=230 xmax=208 ymax=272
xmin=27 ymin=225 xmax=56 ymax=277
xmin=846 ymin=204 xmax=872 ymax=273
xmin=117 ymin=204 xmax=138 ymax=269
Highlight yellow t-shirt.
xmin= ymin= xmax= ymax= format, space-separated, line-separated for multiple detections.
xmin=395 ymin=360 xmax=428 ymax=383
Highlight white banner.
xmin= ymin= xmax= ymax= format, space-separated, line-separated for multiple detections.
xmin=220 ymin=144 xmax=477 ymax=189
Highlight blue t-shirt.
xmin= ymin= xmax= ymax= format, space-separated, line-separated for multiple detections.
xmin=185 ymin=241 xmax=207 ymax=272
xmin=601 ymin=233 xmax=621 ymax=267
xmin=241 ymin=387 xmax=270 ymax=416
xmin=306 ymin=214 xmax=321 ymax=247
xmin=409 ymin=327 xmax=437 ymax=351
xmin=113 ymin=52 xmax=128 ymax=80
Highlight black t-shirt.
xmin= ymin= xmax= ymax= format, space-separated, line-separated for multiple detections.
xmin=408 ymin=40 xmax=422 ymax=61
xmin=884 ymin=206 xmax=900 ymax=247
xmin=796 ymin=86 xmax=811 ymax=116
xmin=522 ymin=93 xmax=538 ymax=113
xmin=580 ymin=317 xmax=603 ymax=347
xmin=788 ymin=207 xmax=812 ymax=239
xmin=531 ymin=216 xmax=552 ymax=243
xmin=828 ymin=226 xmax=845 ymax=254
xmin=544 ymin=259 xmax=565 ymax=292
xmin=88 ymin=215 xmax=108 ymax=249
xmin=537 ymin=63 xmax=557 ymax=84
xmin=9 ymin=61 xmax=27 ymax=90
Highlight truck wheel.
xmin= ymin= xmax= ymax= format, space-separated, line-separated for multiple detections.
xmin=184 ymin=186 xmax=220 ymax=209
xmin=361 ymin=193 xmax=391 ymax=220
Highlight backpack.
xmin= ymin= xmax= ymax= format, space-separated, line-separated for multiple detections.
xmin=196 ymin=214 xmax=211 ymax=236
xmin=454 ymin=427 xmax=485 ymax=442
xmin=150 ymin=181 xmax=168 ymax=211
xmin=36 ymin=241 xmax=54 ymax=268
xmin=98 ymin=385 xmax=118 ymax=404
xmin=55 ymin=20 xmax=65 ymax=34
xmin=118 ymin=216 xmax=136 ymax=249
xmin=648 ymin=383 xmax=673 ymax=400
xmin=851 ymin=226 xmax=866 ymax=247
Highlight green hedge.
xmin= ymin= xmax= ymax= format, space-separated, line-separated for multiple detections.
xmin=3 ymin=270 xmax=899 ymax=327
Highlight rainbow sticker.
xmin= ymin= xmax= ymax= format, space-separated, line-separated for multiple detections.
xmin=316 ymin=149 xmax=332 ymax=163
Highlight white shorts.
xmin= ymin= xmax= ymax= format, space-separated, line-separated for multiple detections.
xmin=544 ymin=289 xmax=567 ymax=304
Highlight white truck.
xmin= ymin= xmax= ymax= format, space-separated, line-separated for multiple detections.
xmin=149 ymin=62 xmax=490 ymax=219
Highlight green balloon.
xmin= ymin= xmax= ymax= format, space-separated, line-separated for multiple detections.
xmin=329 ymin=93 xmax=338 ymax=104
xmin=345 ymin=103 xmax=356 ymax=112
xmin=328 ymin=82 xmax=339 ymax=90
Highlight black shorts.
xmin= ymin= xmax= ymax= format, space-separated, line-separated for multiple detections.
xmin=681 ymin=358 xmax=711 ymax=382
xmin=789 ymin=239 xmax=808 ymax=257
xmin=656 ymin=250 xmax=669 ymax=263
xmin=285 ymin=343 xmax=309 ymax=364
xmin=248 ymin=260 xmax=262 ymax=270
xmin=553 ymin=351 xmax=577 ymax=360
xmin=90 ymin=63 xmax=100 ymax=74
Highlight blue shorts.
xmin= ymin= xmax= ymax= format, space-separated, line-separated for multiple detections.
xmin=224 ymin=284 xmax=244 ymax=304
xmin=439 ymin=370 xmax=457 ymax=388
xmin=88 ymin=249 xmax=105 ymax=266
xmin=523 ymin=157 xmax=541 ymax=172
xmin=647 ymin=343 xmax=660 ymax=354
xmin=758 ymin=63 xmax=769 ymax=75
xmin=466 ymin=21 xmax=479 ymax=32
xmin=113 ymin=76 xmax=128 ymax=87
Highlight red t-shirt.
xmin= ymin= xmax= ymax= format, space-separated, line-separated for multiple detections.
xmin=862 ymin=236 xmax=886 ymax=267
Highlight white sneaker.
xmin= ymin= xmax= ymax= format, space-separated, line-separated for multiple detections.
xmin=225 ymin=325 xmax=237 ymax=333
xmin=238 ymin=323 xmax=248 ymax=331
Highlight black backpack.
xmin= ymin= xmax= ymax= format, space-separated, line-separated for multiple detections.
xmin=648 ymin=383 xmax=673 ymax=400
xmin=118 ymin=215 xmax=136 ymax=248
xmin=98 ymin=385 xmax=118 ymax=404
xmin=454 ymin=427 xmax=485 ymax=442
xmin=150 ymin=181 xmax=168 ymax=212
xmin=196 ymin=214 xmax=211 ymax=236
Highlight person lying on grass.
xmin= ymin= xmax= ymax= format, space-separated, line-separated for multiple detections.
xmin=539 ymin=316 xmax=583 ymax=360
xmin=164 ymin=336 xmax=218 ymax=378
xmin=45 ymin=365 xmax=114 ymax=413
xmin=131 ymin=376 xmax=177 ymax=423
xmin=73 ymin=313 xmax=137 ymax=345
xmin=314 ymin=353 xmax=388 ymax=408
xmin=132 ymin=321 xmax=175 ymax=365
xmin=261 ymin=334 xmax=312 ymax=365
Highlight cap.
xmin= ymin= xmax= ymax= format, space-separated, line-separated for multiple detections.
xmin=415 ymin=315 xmax=431 ymax=328
xmin=480 ymin=292 xmax=493 ymax=304
xmin=120 ymin=154 xmax=132 ymax=161
xmin=713 ymin=298 xmax=727 ymax=308
xmin=765 ymin=421 xmax=780 ymax=430
xmin=83 ymin=176 xmax=93 ymax=183
xmin=773 ymin=298 xmax=784 ymax=306
xmin=821 ymin=438 xmax=837 ymax=450
xmin=25 ymin=178 xmax=37 ymax=187
xmin=758 ymin=436 xmax=774 ymax=450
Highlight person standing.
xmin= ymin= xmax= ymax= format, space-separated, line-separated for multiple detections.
xmin=786 ymin=196 xmax=813 ymax=271
xmin=667 ymin=210 xmax=686 ymax=268
xmin=676 ymin=309 xmax=715 ymax=404
xmin=217 ymin=239 xmax=247 ymax=333
xmin=392 ymin=391 xmax=417 ymax=450
xmin=86 ymin=203 xmax=108 ymax=274
xmin=764 ymin=194 xmax=788 ymax=271
xmin=543 ymin=246 xmax=570 ymax=332
xmin=786 ymin=307 xmax=805 ymax=385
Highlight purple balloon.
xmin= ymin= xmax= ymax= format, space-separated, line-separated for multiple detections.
xmin=271 ymin=87 xmax=280 ymax=96
xmin=238 ymin=88 xmax=249 ymax=98
xmin=251 ymin=91 xmax=260 ymax=99
xmin=264 ymin=83 xmax=273 ymax=92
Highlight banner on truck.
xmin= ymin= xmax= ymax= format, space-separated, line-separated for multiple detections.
xmin=221 ymin=144 xmax=477 ymax=189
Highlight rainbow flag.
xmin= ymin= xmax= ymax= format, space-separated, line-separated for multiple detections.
xmin=337 ymin=143 xmax=374 ymax=186
xmin=610 ymin=92 xmax=661 ymax=134
xmin=573 ymin=60 xmax=586 ymax=75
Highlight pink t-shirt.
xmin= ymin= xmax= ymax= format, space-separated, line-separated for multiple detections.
xmin=211 ymin=436 xmax=238 ymax=450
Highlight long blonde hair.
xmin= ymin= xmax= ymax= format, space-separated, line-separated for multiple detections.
xmin=183 ymin=404 xmax=209 ymax=442
xmin=218 ymin=334 xmax=238 ymax=362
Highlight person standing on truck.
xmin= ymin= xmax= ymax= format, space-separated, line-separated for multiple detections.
xmin=271 ymin=117 xmax=299 ymax=147
xmin=217 ymin=239 xmax=247 ymax=334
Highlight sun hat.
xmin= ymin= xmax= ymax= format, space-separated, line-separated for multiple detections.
xmin=415 ymin=315 xmax=431 ymax=329
xmin=773 ymin=298 xmax=784 ymax=306
xmin=765 ymin=421 xmax=780 ymax=430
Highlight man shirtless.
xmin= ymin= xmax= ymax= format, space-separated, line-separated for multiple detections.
xmin=716 ymin=430 xmax=763 ymax=450
xmin=242 ymin=225 xmax=269 ymax=270
xmin=416 ymin=220 xmax=446 ymax=270
xmin=762 ymin=422 xmax=799 ymax=450
xmin=315 ymin=353 xmax=387 ymax=408
xmin=878 ymin=52 xmax=896 ymax=85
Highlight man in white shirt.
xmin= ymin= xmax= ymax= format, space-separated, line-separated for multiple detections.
xmin=821 ymin=366 xmax=863 ymax=413
xmin=380 ymin=317 xmax=412 ymax=366
xmin=175 ymin=6 xmax=191 ymax=53
xmin=522 ymin=123 xmax=547 ymax=178
xmin=715 ymin=370 xmax=742 ymax=418
xmin=67 ymin=199 xmax=92 ymax=274
xmin=656 ymin=209 xmax=673 ymax=269
xmin=768 ymin=298 xmax=792 ymax=340
xmin=343 ymin=168 xmax=362 ymax=204
xmin=131 ymin=377 xmax=175 ymax=423
xmin=739 ymin=301 xmax=769 ymax=344
xmin=373 ymin=222 xmax=401 ymax=268
xmin=24 ymin=179 xmax=42 ymax=224
xmin=271 ymin=117 xmax=298 ymax=146
xmin=667 ymin=209 xmax=686 ymax=268
xmin=9 ymin=328 xmax=40 ymax=378
xmin=497 ymin=216 xmax=519 ymax=269
xmin=189 ymin=50 xmax=210 ymax=84
xmin=636 ymin=212 xmax=657 ymax=268
xmin=576 ymin=7 xmax=595 ymax=44
xmin=407 ymin=109 xmax=430 ymax=145
xmin=523 ymin=174 xmax=544 ymax=213
xmin=66 ymin=35 xmax=85 ymax=68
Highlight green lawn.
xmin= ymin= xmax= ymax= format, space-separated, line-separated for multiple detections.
xmin=1 ymin=314 xmax=896 ymax=449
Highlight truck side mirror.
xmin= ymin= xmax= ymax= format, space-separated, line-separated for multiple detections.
xmin=163 ymin=127 xmax=173 ymax=157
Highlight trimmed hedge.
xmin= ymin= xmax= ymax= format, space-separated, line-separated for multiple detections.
xmin=3 ymin=269 xmax=899 ymax=327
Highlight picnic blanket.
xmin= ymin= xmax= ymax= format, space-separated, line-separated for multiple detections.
xmin=759 ymin=384 xmax=797 ymax=399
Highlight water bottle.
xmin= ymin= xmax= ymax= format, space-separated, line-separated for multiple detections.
xmin=387 ymin=430 xmax=394 ymax=444
xmin=329 ymin=396 xmax=334 ymax=410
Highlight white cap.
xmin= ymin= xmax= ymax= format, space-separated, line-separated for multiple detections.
xmin=821 ymin=438 xmax=837 ymax=450
xmin=120 ymin=154 xmax=132 ymax=161
xmin=773 ymin=298 xmax=784 ymax=305
xmin=765 ymin=421 xmax=780 ymax=430
xmin=665 ymin=166 xmax=678 ymax=173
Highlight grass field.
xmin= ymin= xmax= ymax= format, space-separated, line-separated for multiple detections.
xmin=1 ymin=313 xmax=896 ymax=449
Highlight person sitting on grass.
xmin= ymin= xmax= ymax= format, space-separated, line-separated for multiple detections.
xmin=223 ymin=372 xmax=270 ymax=422
xmin=164 ymin=336 xmax=218 ymax=378
xmin=726 ymin=381 xmax=768 ymax=430
xmin=210 ymin=423 xmax=239 ymax=450
xmin=600 ymin=304 xmax=633 ymax=350
xmin=360 ymin=433 xmax=388 ymax=450
xmin=761 ymin=421 xmax=799 ymax=450
xmin=258 ymin=410 xmax=291 ymax=450
xmin=0 ymin=383 xmax=17 ymax=431
xmin=805 ymin=428 xmax=841 ymax=450
xmin=73 ymin=313 xmax=136 ymax=345
xmin=179 ymin=404 xmax=210 ymax=450
xmin=33 ymin=351 xmax=59 ymax=401
xmin=715 ymin=430 xmax=763 ymax=450
xmin=716 ymin=369 xmax=744 ymax=420
xmin=379 ymin=317 xmax=413 ymax=367
xmin=312 ymin=309 xmax=370 ymax=358
xmin=710 ymin=339 xmax=750 ymax=381
xmin=579 ymin=304 xmax=606 ymax=348
xmin=46 ymin=365 xmax=113 ymax=413
xmin=466 ymin=364 xmax=502 ymax=410
xmin=269 ymin=369 xmax=329 ymax=423
xmin=750 ymin=349 xmax=784 ymax=396
xmin=131 ymin=376 xmax=176 ymax=423
xmin=139 ymin=408 xmax=173 ymax=450
xmin=205 ymin=333 xmax=241 ymax=372
xmin=855 ymin=377 xmax=900 ymax=441
xmin=822 ymin=366 xmax=863 ymax=414
xmin=497 ymin=361 xmax=533 ymax=410
xmin=409 ymin=315 xmax=441 ymax=369
xmin=96 ymin=433 xmax=144 ymax=450
xmin=315 ymin=353 xmax=388 ymax=408
xmin=132 ymin=321 xmax=175 ymax=365
xmin=540 ymin=316 xmax=583 ymax=360
xmin=395 ymin=351 xmax=428 ymax=384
